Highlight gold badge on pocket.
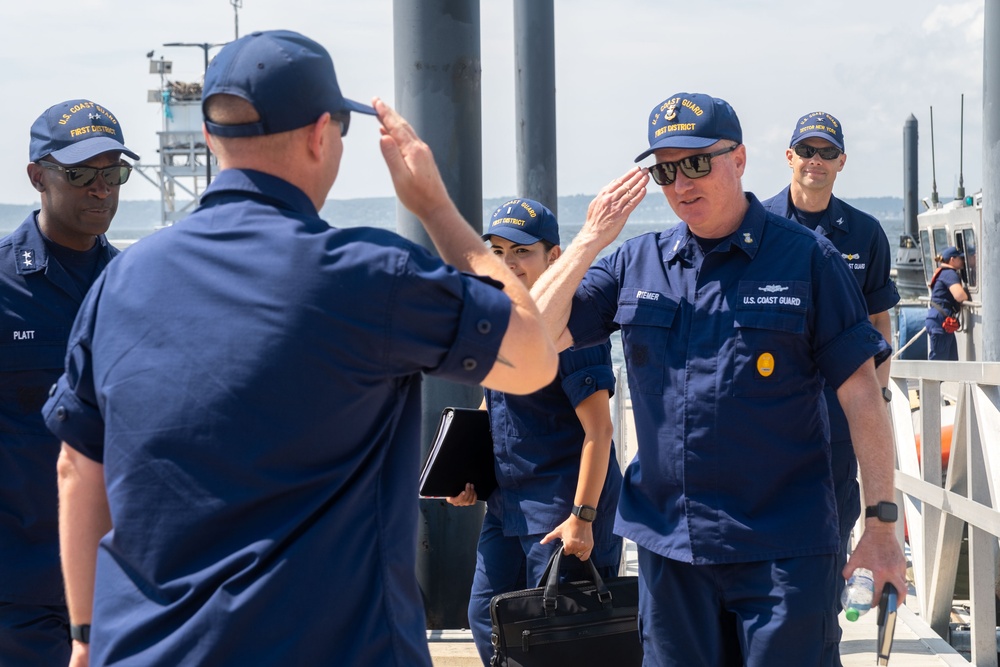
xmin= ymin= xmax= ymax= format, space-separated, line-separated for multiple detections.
xmin=756 ymin=352 xmax=775 ymax=377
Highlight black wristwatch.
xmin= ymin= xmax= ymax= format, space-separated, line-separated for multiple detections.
xmin=571 ymin=504 xmax=597 ymax=522
xmin=865 ymin=501 xmax=898 ymax=523
xmin=881 ymin=387 xmax=892 ymax=403
xmin=70 ymin=624 xmax=91 ymax=644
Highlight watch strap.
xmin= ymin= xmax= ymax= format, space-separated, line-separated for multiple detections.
xmin=571 ymin=504 xmax=597 ymax=522
xmin=865 ymin=501 xmax=898 ymax=523
xmin=70 ymin=624 xmax=91 ymax=644
xmin=881 ymin=387 xmax=892 ymax=403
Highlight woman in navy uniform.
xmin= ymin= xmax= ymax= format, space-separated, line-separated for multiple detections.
xmin=925 ymin=245 xmax=968 ymax=361
xmin=447 ymin=198 xmax=623 ymax=665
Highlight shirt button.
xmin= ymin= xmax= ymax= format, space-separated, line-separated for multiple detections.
xmin=477 ymin=319 xmax=492 ymax=334
xmin=463 ymin=358 xmax=478 ymax=371
xmin=584 ymin=376 xmax=595 ymax=386
xmin=55 ymin=406 xmax=68 ymax=421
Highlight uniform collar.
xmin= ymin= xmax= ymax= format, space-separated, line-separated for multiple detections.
xmin=10 ymin=211 xmax=113 ymax=276
xmin=9 ymin=211 xmax=116 ymax=300
xmin=774 ymin=185 xmax=849 ymax=237
xmin=661 ymin=193 xmax=766 ymax=263
xmin=199 ymin=169 xmax=319 ymax=218
xmin=10 ymin=213 xmax=49 ymax=275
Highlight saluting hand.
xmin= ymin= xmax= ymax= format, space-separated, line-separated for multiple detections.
xmin=373 ymin=97 xmax=454 ymax=222
xmin=578 ymin=166 xmax=650 ymax=251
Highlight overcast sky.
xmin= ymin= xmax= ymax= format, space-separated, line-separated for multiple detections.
xmin=0 ymin=0 xmax=985 ymax=207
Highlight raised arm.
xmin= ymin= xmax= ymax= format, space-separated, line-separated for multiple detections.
xmin=835 ymin=360 xmax=908 ymax=604
xmin=57 ymin=444 xmax=111 ymax=667
xmin=530 ymin=168 xmax=648 ymax=350
xmin=374 ymin=97 xmax=556 ymax=394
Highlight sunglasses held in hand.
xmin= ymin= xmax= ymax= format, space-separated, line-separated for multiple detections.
xmin=36 ymin=161 xmax=133 ymax=188
xmin=649 ymin=144 xmax=740 ymax=186
xmin=792 ymin=144 xmax=842 ymax=160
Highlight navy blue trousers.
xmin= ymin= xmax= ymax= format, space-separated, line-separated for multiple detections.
xmin=636 ymin=548 xmax=838 ymax=667
xmin=0 ymin=601 xmax=69 ymax=667
xmin=928 ymin=331 xmax=958 ymax=361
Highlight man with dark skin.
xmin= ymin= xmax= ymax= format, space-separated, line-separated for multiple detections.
xmin=0 ymin=99 xmax=136 ymax=666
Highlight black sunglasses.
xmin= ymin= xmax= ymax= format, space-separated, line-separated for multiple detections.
xmin=332 ymin=112 xmax=351 ymax=137
xmin=793 ymin=144 xmax=842 ymax=160
xmin=37 ymin=161 xmax=132 ymax=188
xmin=649 ymin=144 xmax=740 ymax=186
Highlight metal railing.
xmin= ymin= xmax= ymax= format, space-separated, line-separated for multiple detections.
xmin=888 ymin=359 xmax=1000 ymax=666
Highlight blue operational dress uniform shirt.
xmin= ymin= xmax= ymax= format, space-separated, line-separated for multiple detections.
xmin=42 ymin=169 xmax=511 ymax=667
xmin=0 ymin=214 xmax=117 ymax=664
xmin=926 ymin=266 xmax=963 ymax=360
xmin=484 ymin=341 xmax=620 ymax=537
xmin=565 ymin=194 xmax=888 ymax=664
xmin=467 ymin=343 xmax=623 ymax=662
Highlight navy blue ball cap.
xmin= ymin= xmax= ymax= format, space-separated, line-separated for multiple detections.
xmin=29 ymin=99 xmax=139 ymax=164
xmin=203 ymin=30 xmax=376 ymax=138
xmin=789 ymin=111 xmax=845 ymax=151
xmin=635 ymin=93 xmax=742 ymax=163
xmin=941 ymin=246 xmax=964 ymax=260
xmin=484 ymin=198 xmax=559 ymax=246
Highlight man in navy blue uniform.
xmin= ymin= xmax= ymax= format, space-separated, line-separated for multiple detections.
xmin=761 ymin=112 xmax=900 ymax=663
xmin=532 ymin=93 xmax=907 ymax=666
xmin=44 ymin=30 xmax=556 ymax=667
xmin=0 ymin=99 xmax=136 ymax=666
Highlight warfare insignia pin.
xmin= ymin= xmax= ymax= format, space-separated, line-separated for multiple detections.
xmin=664 ymin=103 xmax=678 ymax=121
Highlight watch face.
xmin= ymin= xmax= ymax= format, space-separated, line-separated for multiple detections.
xmin=867 ymin=502 xmax=898 ymax=522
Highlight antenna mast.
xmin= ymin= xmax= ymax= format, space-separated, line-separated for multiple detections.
xmin=231 ymin=0 xmax=243 ymax=40
xmin=956 ymin=93 xmax=966 ymax=201
xmin=930 ymin=106 xmax=939 ymax=206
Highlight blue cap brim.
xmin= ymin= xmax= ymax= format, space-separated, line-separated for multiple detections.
xmin=483 ymin=228 xmax=546 ymax=245
xmin=49 ymin=137 xmax=139 ymax=164
xmin=790 ymin=130 xmax=844 ymax=151
xmin=343 ymin=98 xmax=376 ymax=116
xmin=634 ymin=135 xmax=719 ymax=163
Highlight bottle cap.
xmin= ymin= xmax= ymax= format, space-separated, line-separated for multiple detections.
xmin=845 ymin=608 xmax=860 ymax=622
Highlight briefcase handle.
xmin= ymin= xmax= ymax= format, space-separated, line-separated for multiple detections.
xmin=539 ymin=547 xmax=614 ymax=615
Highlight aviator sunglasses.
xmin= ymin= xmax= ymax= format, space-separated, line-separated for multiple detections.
xmin=792 ymin=144 xmax=842 ymax=161
xmin=36 ymin=161 xmax=133 ymax=188
xmin=649 ymin=144 xmax=740 ymax=186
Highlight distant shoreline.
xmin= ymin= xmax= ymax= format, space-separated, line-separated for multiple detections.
xmin=1 ymin=194 xmax=907 ymax=241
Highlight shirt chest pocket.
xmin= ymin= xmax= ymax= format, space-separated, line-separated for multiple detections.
xmin=732 ymin=308 xmax=808 ymax=398
xmin=614 ymin=295 xmax=678 ymax=395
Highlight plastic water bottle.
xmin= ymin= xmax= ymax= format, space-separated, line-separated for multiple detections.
xmin=841 ymin=568 xmax=875 ymax=621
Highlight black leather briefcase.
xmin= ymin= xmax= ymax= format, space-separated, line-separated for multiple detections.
xmin=489 ymin=548 xmax=643 ymax=666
